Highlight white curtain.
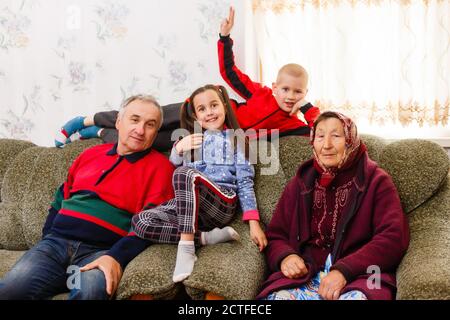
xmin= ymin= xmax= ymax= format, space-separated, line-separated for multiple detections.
xmin=252 ymin=0 xmax=450 ymax=130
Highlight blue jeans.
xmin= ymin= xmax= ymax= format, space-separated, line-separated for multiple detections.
xmin=0 ymin=234 xmax=110 ymax=300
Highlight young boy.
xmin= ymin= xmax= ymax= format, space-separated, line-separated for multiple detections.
xmin=218 ymin=6 xmax=320 ymax=137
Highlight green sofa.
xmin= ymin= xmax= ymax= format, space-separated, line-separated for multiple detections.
xmin=0 ymin=134 xmax=448 ymax=300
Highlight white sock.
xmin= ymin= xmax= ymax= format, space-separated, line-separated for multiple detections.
xmin=201 ymin=226 xmax=240 ymax=245
xmin=172 ymin=240 xmax=197 ymax=283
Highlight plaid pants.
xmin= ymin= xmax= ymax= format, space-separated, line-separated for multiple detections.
xmin=132 ymin=167 xmax=237 ymax=245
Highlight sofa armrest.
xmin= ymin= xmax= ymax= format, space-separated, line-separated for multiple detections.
xmin=396 ymin=175 xmax=450 ymax=299
xmin=183 ymin=218 xmax=267 ymax=300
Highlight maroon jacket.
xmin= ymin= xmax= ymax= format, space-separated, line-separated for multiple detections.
xmin=257 ymin=153 xmax=410 ymax=300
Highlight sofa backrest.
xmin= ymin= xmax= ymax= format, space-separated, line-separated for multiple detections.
xmin=0 ymin=135 xmax=448 ymax=250
xmin=254 ymin=134 xmax=390 ymax=225
xmin=255 ymin=135 xmax=450 ymax=226
xmin=379 ymin=139 xmax=449 ymax=213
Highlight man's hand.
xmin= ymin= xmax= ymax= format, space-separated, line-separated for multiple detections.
xmin=318 ymin=270 xmax=347 ymax=300
xmin=280 ymin=254 xmax=308 ymax=279
xmin=80 ymin=255 xmax=123 ymax=296
xmin=220 ymin=6 xmax=235 ymax=37
xmin=175 ymin=133 xmax=203 ymax=155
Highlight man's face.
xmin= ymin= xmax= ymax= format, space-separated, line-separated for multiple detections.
xmin=272 ymin=73 xmax=308 ymax=113
xmin=115 ymin=100 xmax=161 ymax=155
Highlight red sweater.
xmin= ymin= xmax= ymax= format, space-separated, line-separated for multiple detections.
xmin=218 ymin=35 xmax=320 ymax=136
xmin=43 ymin=143 xmax=175 ymax=268
xmin=257 ymin=153 xmax=410 ymax=300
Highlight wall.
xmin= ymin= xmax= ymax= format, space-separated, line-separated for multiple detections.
xmin=0 ymin=0 xmax=249 ymax=146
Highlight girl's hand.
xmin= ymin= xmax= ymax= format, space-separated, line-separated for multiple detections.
xmin=280 ymin=254 xmax=308 ymax=279
xmin=220 ymin=6 xmax=235 ymax=37
xmin=249 ymin=220 xmax=267 ymax=252
xmin=175 ymin=133 xmax=203 ymax=155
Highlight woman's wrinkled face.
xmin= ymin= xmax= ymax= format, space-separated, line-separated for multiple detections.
xmin=313 ymin=117 xmax=346 ymax=168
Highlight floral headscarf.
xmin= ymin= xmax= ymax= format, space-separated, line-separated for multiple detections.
xmin=310 ymin=111 xmax=367 ymax=187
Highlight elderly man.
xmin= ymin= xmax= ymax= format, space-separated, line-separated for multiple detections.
xmin=0 ymin=95 xmax=175 ymax=300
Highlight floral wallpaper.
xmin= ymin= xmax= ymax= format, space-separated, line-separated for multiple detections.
xmin=0 ymin=0 xmax=245 ymax=146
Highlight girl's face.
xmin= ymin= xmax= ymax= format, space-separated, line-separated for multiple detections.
xmin=192 ymin=89 xmax=226 ymax=131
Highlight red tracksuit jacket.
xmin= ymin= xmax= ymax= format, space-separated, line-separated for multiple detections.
xmin=218 ymin=35 xmax=320 ymax=137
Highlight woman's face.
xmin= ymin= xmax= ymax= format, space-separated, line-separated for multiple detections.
xmin=313 ymin=117 xmax=346 ymax=168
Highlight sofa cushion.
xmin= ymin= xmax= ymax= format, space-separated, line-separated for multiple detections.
xmin=0 ymin=139 xmax=101 ymax=249
xmin=0 ymin=139 xmax=35 ymax=202
xmin=22 ymin=147 xmax=70 ymax=247
xmin=379 ymin=139 xmax=450 ymax=213
xmin=183 ymin=215 xmax=266 ymax=300
xmin=0 ymin=249 xmax=25 ymax=278
xmin=116 ymin=244 xmax=180 ymax=300
xmin=20 ymin=141 xmax=102 ymax=248
xmin=252 ymin=138 xmax=287 ymax=226
xmin=0 ymin=147 xmax=45 ymax=250
xmin=277 ymin=136 xmax=312 ymax=181
xmin=0 ymin=139 xmax=36 ymax=250
xmin=0 ymin=203 xmax=29 ymax=250
xmin=360 ymin=134 xmax=387 ymax=164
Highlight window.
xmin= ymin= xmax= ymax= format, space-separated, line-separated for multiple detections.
xmin=251 ymin=0 xmax=450 ymax=139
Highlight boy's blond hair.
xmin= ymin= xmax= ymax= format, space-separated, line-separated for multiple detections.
xmin=276 ymin=63 xmax=309 ymax=86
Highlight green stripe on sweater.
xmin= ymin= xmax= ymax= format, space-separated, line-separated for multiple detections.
xmin=51 ymin=185 xmax=64 ymax=211
xmin=61 ymin=193 xmax=132 ymax=232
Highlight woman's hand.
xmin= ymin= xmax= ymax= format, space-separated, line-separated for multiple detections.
xmin=318 ymin=270 xmax=347 ymax=300
xmin=249 ymin=220 xmax=267 ymax=252
xmin=280 ymin=254 xmax=308 ymax=279
xmin=220 ymin=6 xmax=235 ymax=37
xmin=175 ymin=133 xmax=203 ymax=155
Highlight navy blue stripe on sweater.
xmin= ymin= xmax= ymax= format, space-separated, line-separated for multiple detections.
xmin=50 ymin=214 xmax=122 ymax=247
xmin=107 ymin=236 xmax=151 ymax=269
xmin=50 ymin=214 xmax=151 ymax=269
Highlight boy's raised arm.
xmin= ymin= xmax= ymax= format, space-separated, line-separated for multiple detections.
xmin=218 ymin=7 xmax=262 ymax=100
xmin=220 ymin=6 xmax=235 ymax=37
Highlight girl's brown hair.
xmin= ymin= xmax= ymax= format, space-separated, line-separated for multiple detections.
xmin=179 ymin=84 xmax=250 ymax=160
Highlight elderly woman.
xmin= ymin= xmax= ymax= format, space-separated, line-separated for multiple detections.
xmin=257 ymin=111 xmax=410 ymax=300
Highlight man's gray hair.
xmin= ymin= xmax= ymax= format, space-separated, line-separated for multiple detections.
xmin=118 ymin=94 xmax=164 ymax=129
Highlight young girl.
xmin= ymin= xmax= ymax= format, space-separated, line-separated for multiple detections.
xmin=131 ymin=84 xmax=267 ymax=283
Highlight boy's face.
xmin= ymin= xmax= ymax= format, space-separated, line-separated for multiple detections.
xmin=272 ymin=73 xmax=308 ymax=113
